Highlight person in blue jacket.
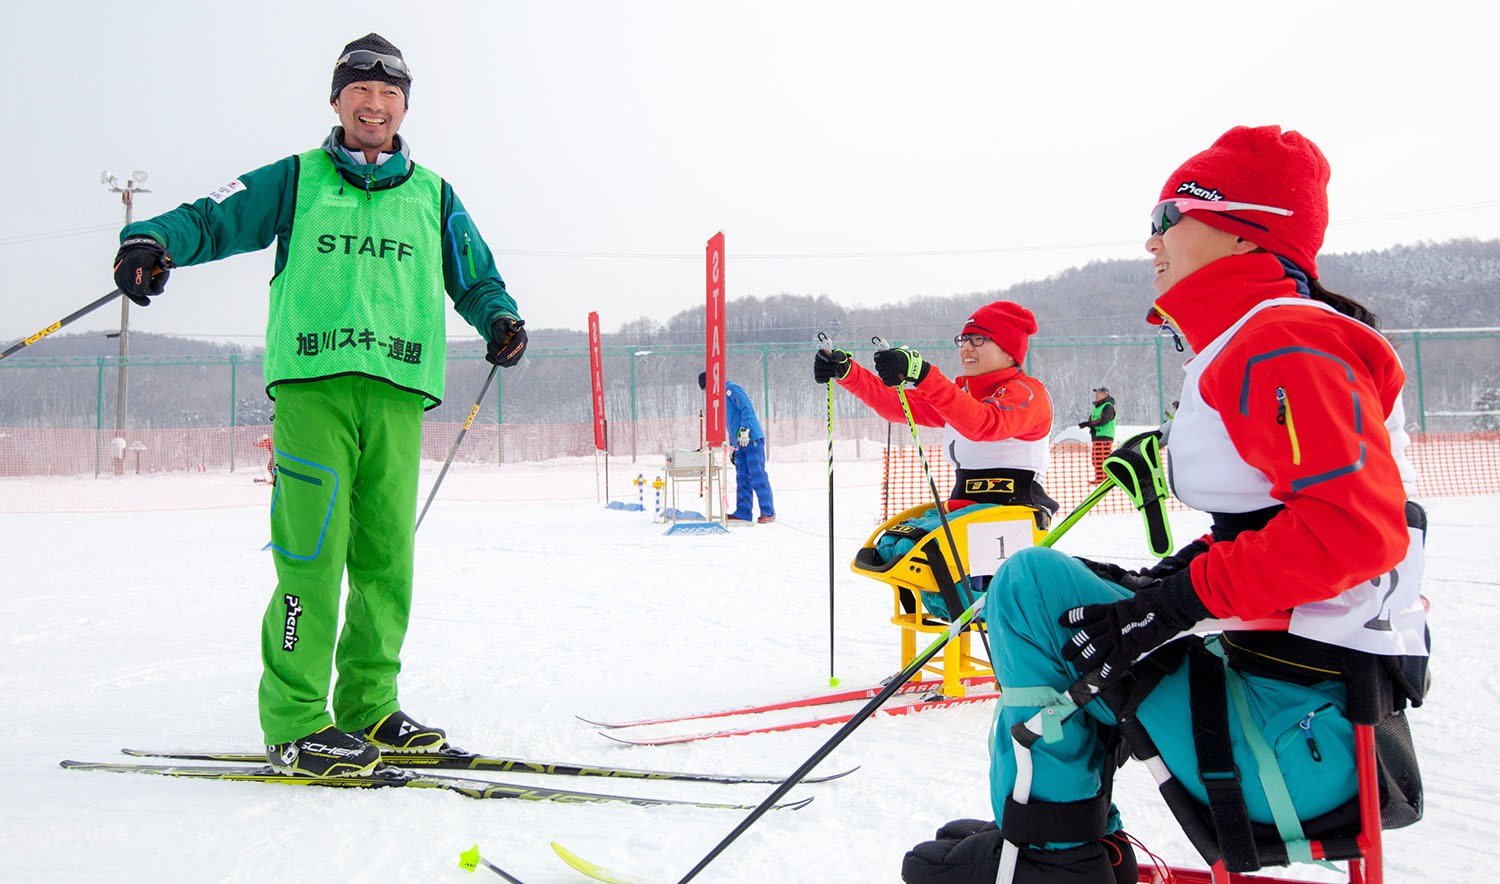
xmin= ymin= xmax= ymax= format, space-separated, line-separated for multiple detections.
xmin=699 ymin=372 xmax=775 ymax=523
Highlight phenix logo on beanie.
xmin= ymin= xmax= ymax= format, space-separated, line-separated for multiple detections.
xmin=1159 ymin=125 xmax=1330 ymax=278
xmin=331 ymin=33 xmax=412 ymax=108
xmin=961 ymin=301 xmax=1038 ymax=366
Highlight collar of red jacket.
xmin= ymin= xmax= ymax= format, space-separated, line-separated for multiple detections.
xmin=1147 ymin=252 xmax=1302 ymax=353
xmin=956 ymin=364 xmax=1023 ymax=398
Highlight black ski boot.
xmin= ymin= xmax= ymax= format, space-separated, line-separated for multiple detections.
xmin=902 ymin=818 xmax=1133 ymax=883
xmin=360 ymin=710 xmax=448 ymax=753
xmin=266 ymin=726 xmax=381 ymax=777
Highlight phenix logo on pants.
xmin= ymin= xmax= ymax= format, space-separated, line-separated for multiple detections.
xmin=282 ymin=594 xmax=303 ymax=651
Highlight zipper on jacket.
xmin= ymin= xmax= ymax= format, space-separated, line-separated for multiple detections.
xmin=463 ymin=231 xmax=477 ymax=279
xmin=364 ymin=174 xmax=373 ymax=201
xmin=1275 ymin=386 xmax=1301 ymax=465
xmin=1299 ymin=703 xmax=1332 ymax=761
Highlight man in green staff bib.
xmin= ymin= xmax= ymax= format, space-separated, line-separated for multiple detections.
xmin=111 ymin=33 xmax=527 ymax=777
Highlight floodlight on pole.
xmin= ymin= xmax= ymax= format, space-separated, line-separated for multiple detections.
xmin=101 ymin=169 xmax=151 ymax=433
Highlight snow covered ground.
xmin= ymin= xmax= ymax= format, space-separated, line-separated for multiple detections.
xmin=2 ymin=447 xmax=1495 ymax=883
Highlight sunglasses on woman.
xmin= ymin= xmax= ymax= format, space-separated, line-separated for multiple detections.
xmin=1150 ymin=198 xmax=1293 ymax=236
xmin=953 ymin=333 xmax=990 ymax=348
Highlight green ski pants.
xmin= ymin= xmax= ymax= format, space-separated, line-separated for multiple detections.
xmin=258 ymin=376 xmax=424 ymax=744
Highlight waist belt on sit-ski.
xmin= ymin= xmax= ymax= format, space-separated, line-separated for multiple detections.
xmin=951 ymin=468 xmax=1058 ymax=521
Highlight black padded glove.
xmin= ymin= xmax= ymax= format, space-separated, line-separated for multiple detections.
xmin=873 ymin=347 xmax=930 ymax=387
xmin=1072 ymin=557 xmax=1154 ymax=592
xmin=1059 ymin=569 xmax=1211 ymax=694
xmin=113 ymin=237 xmax=171 ymax=306
xmin=1139 ymin=538 xmax=1210 ymax=579
xmin=813 ymin=348 xmax=852 ymax=383
xmin=1078 ymin=421 xmax=1089 ymax=429
xmin=486 ymin=316 xmax=527 ymax=367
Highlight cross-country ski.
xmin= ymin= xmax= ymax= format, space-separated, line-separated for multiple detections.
xmin=119 ymin=746 xmax=857 ymax=785
xmin=60 ymin=760 xmax=816 ymax=811
xmin=576 ymin=673 xmax=995 ymax=729
xmin=599 ymin=691 xmax=999 ymax=746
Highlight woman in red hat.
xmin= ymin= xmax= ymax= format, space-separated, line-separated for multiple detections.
xmin=815 ymin=300 xmax=1056 ymax=514
xmin=813 ymin=301 xmax=1055 ymax=620
xmin=901 ymin=126 xmax=1427 ymax=884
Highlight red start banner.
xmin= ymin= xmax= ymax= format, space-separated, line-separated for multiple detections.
xmin=704 ymin=232 xmax=726 ymax=446
xmin=588 ymin=311 xmax=606 ymax=451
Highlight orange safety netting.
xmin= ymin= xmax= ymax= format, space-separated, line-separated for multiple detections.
xmin=3 ymin=426 xmax=1497 ymax=516
xmin=879 ymin=431 xmax=1500 ymax=522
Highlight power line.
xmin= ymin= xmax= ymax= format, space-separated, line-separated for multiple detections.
xmin=0 ymin=224 xmax=118 ymax=248
xmin=5 ymin=197 xmax=1496 ymax=255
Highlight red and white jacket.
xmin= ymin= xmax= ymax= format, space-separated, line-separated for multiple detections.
xmin=1155 ymin=253 xmax=1425 ymax=655
xmin=838 ymin=361 xmax=1053 ymax=480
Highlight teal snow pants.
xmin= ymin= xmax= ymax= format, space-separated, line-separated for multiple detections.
xmin=984 ymin=546 xmax=1356 ymax=848
xmin=258 ymin=376 xmax=425 ymax=745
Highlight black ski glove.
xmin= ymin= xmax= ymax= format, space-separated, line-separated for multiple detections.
xmin=1059 ymin=569 xmax=1211 ymax=695
xmin=873 ymin=347 xmax=930 ymax=387
xmin=486 ymin=316 xmax=527 ymax=367
xmin=1078 ymin=421 xmax=1089 ymax=429
xmin=1072 ymin=557 xmax=1155 ymax=592
xmin=113 ymin=237 xmax=172 ymax=306
xmin=1073 ymin=538 xmax=1210 ymax=591
xmin=1139 ymin=537 xmax=1210 ymax=579
xmin=813 ymin=348 xmax=853 ymax=383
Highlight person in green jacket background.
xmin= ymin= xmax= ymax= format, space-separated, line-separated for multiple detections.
xmin=1079 ymin=386 xmax=1117 ymax=483
xmin=110 ymin=33 xmax=527 ymax=777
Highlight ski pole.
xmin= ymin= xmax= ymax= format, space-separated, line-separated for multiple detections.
xmin=672 ymin=465 xmax=1128 ymax=884
xmin=817 ymin=332 xmax=839 ymax=687
xmin=458 ymin=844 xmax=527 ymax=883
xmin=870 ymin=336 xmax=994 ymax=672
xmin=0 ymin=288 xmax=124 ymax=362
xmin=416 ymin=364 xmax=499 ymax=531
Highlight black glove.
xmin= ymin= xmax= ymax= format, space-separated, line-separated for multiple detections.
xmin=1072 ymin=538 xmax=1210 ymax=591
xmin=1078 ymin=421 xmax=1089 ymax=429
xmin=113 ymin=237 xmax=171 ymax=306
xmin=1139 ymin=538 xmax=1210 ymax=579
xmin=1058 ymin=570 xmax=1211 ymax=694
xmin=486 ymin=316 xmax=527 ymax=367
xmin=813 ymin=348 xmax=853 ymax=383
xmin=873 ymin=347 xmax=930 ymax=387
xmin=1072 ymin=556 xmax=1155 ymax=592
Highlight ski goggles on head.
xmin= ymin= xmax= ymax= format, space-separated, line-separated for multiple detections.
xmin=953 ymin=333 xmax=991 ymax=348
xmin=1150 ymin=198 xmax=1293 ymax=236
xmin=334 ymin=50 xmax=413 ymax=81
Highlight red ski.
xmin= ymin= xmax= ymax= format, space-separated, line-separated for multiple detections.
xmin=578 ymin=674 xmax=995 ymax=730
xmin=599 ymin=691 xmax=998 ymax=746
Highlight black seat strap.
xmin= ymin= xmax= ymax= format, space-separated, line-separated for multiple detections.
xmin=922 ymin=538 xmax=970 ymax=624
xmin=1188 ymin=641 xmax=1261 ymax=872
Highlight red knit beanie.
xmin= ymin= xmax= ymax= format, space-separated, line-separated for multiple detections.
xmin=1158 ymin=125 xmax=1330 ymax=277
xmin=962 ymin=301 xmax=1038 ymax=365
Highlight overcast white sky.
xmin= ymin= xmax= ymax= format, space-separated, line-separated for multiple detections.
xmin=7 ymin=0 xmax=1499 ymax=348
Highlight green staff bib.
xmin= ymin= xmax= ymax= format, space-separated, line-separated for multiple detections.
xmin=1090 ymin=401 xmax=1117 ymax=438
xmin=265 ymin=149 xmax=446 ymax=407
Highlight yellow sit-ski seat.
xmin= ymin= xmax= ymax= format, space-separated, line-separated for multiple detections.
xmin=852 ymin=503 xmax=1049 ymax=698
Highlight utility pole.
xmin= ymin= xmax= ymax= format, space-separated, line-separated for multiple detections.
xmin=100 ymin=170 xmax=150 ymax=432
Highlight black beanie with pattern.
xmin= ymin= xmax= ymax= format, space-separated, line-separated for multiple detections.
xmin=330 ymin=33 xmax=411 ymax=107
